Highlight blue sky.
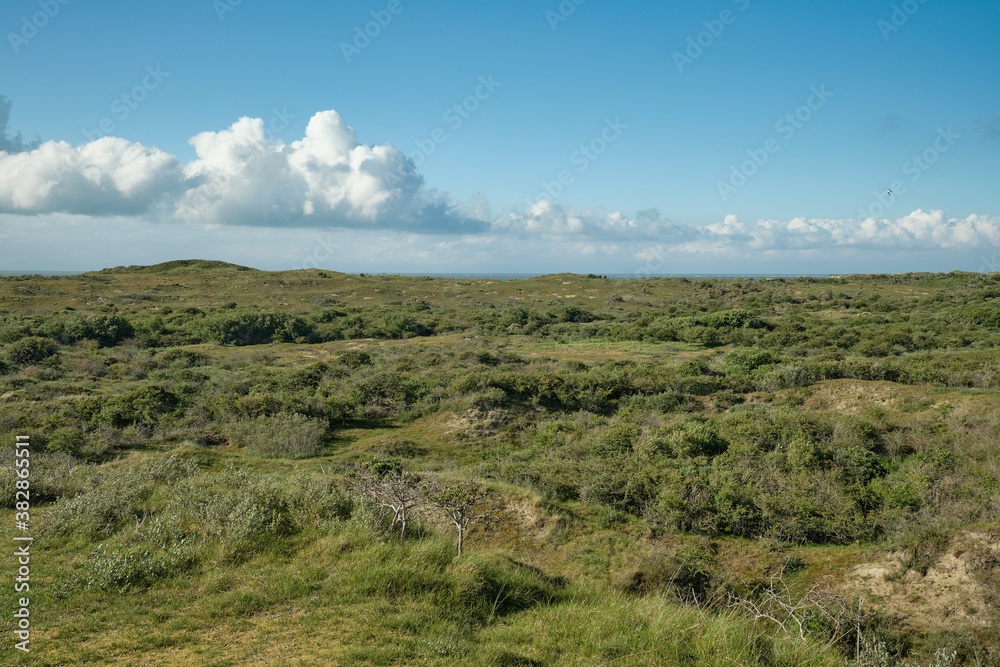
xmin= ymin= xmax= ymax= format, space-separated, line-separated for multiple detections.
xmin=0 ymin=0 xmax=998 ymax=274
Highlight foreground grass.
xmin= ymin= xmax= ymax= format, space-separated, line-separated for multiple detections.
xmin=5 ymin=505 xmax=842 ymax=666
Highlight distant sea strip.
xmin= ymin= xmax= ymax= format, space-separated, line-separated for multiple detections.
xmin=0 ymin=271 xmax=83 ymax=277
xmin=395 ymin=273 xmax=832 ymax=280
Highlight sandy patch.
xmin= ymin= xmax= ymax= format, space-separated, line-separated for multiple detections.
xmin=844 ymin=531 xmax=999 ymax=633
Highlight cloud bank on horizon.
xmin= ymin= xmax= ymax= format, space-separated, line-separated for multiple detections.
xmin=1 ymin=108 xmax=999 ymax=263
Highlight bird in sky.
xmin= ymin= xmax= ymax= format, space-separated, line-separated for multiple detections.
xmin=887 ymin=189 xmax=893 ymax=197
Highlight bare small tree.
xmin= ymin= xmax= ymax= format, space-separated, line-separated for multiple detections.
xmin=347 ymin=458 xmax=422 ymax=539
xmin=421 ymin=480 xmax=499 ymax=557
xmin=727 ymin=574 xmax=883 ymax=656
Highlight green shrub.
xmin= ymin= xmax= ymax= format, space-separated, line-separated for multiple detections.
xmin=312 ymin=308 xmax=347 ymax=323
xmin=593 ymin=424 xmax=640 ymax=456
xmin=646 ymin=417 xmax=727 ymax=458
xmin=724 ymin=347 xmax=777 ymax=374
xmin=619 ymin=541 xmax=719 ymax=602
xmin=678 ymin=326 xmax=721 ymax=346
xmin=467 ymin=387 xmax=509 ymax=411
xmin=65 ymin=314 xmax=136 ymax=347
xmin=172 ymin=470 xmax=296 ymax=554
xmin=84 ymin=541 xmax=196 ymax=592
xmin=350 ymin=370 xmax=429 ymax=418
xmin=0 ymin=453 xmax=84 ymax=508
xmin=833 ymin=416 xmax=886 ymax=453
xmin=754 ymin=365 xmax=812 ymax=391
xmin=46 ymin=469 xmax=154 ymax=538
xmin=278 ymin=363 xmax=328 ymax=390
xmin=367 ymin=436 xmax=428 ymax=458
xmin=224 ymin=413 xmax=328 ymax=458
xmin=96 ymin=385 xmax=182 ymax=428
xmin=46 ymin=427 xmax=86 ymax=455
xmin=0 ymin=316 xmax=35 ymax=344
xmin=145 ymin=453 xmax=201 ymax=483
xmin=698 ymin=309 xmax=767 ymax=330
xmin=447 ymin=554 xmax=565 ymax=623
xmin=45 ymin=455 xmax=197 ymax=538
xmin=963 ymin=305 xmax=1000 ymax=328
xmin=133 ymin=315 xmax=166 ymax=348
xmin=339 ymin=349 xmax=373 ymax=369
xmin=672 ymin=375 xmax=719 ymax=396
xmin=289 ymin=478 xmax=354 ymax=527
xmin=372 ymin=313 xmax=428 ymax=339
xmin=158 ymin=348 xmax=208 ymax=367
xmin=551 ymin=306 xmax=596 ymax=323
xmin=481 ymin=307 xmax=551 ymax=334
xmin=4 ymin=336 xmax=60 ymax=367
xmin=201 ymin=309 xmax=315 ymax=346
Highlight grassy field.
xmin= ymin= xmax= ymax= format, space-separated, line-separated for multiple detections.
xmin=1 ymin=261 xmax=999 ymax=665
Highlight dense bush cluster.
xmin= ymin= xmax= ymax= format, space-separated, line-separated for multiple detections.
xmin=3 ymin=272 xmax=997 ymax=548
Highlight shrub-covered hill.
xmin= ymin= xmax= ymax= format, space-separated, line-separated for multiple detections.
xmin=99 ymin=259 xmax=259 ymax=274
xmin=1 ymin=264 xmax=999 ymax=665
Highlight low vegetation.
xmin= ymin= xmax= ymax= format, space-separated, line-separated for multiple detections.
xmin=1 ymin=261 xmax=998 ymax=665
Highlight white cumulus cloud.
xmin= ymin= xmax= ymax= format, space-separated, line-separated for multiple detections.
xmin=697 ymin=210 xmax=1000 ymax=252
xmin=493 ymin=198 xmax=687 ymax=240
xmin=487 ymin=200 xmax=1000 ymax=259
xmin=0 ymin=137 xmax=180 ymax=215
xmin=177 ymin=111 xmax=443 ymax=228
xmin=0 ymin=110 xmax=484 ymax=232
